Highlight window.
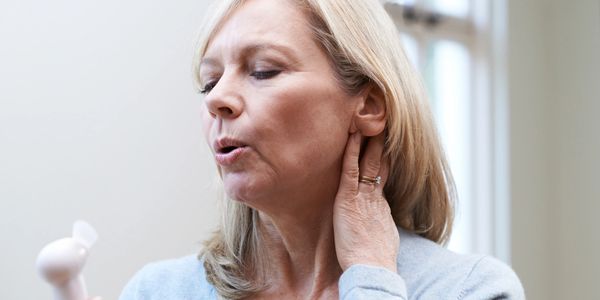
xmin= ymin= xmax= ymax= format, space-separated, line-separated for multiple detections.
xmin=384 ymin=0 xmax=510 ymax=262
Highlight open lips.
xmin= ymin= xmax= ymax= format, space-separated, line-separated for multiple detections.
xmin=213 ymin=138 xmax=250 ymax=166
xmin=214 ymin=138 xmax=248 ymax=154
xmin=219 ymin=145 xmax=239 ymax=154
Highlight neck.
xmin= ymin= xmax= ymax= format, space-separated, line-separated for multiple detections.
xmin=254 ymin=177 xmax=343 ymax=297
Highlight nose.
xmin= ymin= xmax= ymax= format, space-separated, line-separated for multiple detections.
xmin=204 ymin=76 xmax=244 ymax=120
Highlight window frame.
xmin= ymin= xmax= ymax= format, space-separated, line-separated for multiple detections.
xmin=384 ymin=0 xmax=510 ymax=262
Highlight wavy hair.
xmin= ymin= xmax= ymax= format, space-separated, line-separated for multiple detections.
xmin=192 ymin=0 xmax=456 ymax=298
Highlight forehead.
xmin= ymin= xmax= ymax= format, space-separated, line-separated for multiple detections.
xmin=203 ymin=0 xmax=314 ymax=61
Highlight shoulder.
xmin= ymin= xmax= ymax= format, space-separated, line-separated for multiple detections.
xmin=397 ymin=229 xmax=525 ymax=299
xmin=119 ymin=255 xmax=216 ymax=300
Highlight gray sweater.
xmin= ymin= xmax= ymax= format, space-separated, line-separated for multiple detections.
xmin=119 ymin=229 xmax=525 ymax=299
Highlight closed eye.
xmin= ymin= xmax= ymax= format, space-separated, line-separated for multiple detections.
xmin=200 ymin=81 xmax=218 ymax=94
xmin=251 ymin=70 xmax=281 ymax=80
xmin=200 ymin=70 xmax=280 ymax=94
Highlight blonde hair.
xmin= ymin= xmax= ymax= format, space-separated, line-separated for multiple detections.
xmin=193 ymin=0 xmax=456 ymax=298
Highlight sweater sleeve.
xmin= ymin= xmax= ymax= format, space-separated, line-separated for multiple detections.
xmin=458 ymin=256 xmax=526 ymax=300
xmin=338 ymin=264 xmax=408 ymax=300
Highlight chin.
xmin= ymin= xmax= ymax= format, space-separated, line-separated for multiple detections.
xmin=222 ymin=173 xmax=269 ymax=205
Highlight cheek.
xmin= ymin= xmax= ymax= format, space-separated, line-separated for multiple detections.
xmin=260 ymin=83 xmax=352 ymax=169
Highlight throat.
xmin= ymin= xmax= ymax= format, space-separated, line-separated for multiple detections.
xmin=255 ymin=210 xmax=343 ymax=294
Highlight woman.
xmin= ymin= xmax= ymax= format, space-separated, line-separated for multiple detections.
xmin=120 ymin=0 xmax=524 ymax=299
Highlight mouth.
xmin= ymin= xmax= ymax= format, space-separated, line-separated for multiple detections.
xmin=218 ymin=145 xmax=242 ymax=154
xmin=214 ymin=138 xmax=249 ymax=166
xmin=215 ymin=138 xmax=247 ymax=153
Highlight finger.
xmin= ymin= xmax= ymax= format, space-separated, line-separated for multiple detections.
xmin=377 ymin=154 xmax=390 ymax=194
xmin=358 ymin=133 xmax=385 ymax=193
xmin=339 ymin=132 xmax=362 ymax=196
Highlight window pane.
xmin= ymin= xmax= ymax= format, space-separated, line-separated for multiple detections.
xmin=425 ymin=0 xmax=470 ymax=18
xmin=400 ymin=33 xmax=419 ymax=69
xmin=424 ymin=40 xmax=472 ymax=253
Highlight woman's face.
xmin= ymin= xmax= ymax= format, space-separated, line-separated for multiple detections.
xmin=200 ymin=0 xmax=360 ymax=207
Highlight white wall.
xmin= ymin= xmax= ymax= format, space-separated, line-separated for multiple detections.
xmin=509 ymin=0 xmax=600 ymax=299
xmin=547 ymin=1 xmax=600 ymax=298
xmin=508 ymin=1 xmax=554 ymax=299
xmin=0 ymin=0 xmax=217 ymax=299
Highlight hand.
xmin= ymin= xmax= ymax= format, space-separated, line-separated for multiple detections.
xmin=333 ymin=132 xmax=399 ymax=273
xmin=88 ymin=297 xmax=102 ymax=300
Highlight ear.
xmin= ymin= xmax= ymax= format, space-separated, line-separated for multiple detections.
xmin=350 ymin=84 xmax=386 ymax=136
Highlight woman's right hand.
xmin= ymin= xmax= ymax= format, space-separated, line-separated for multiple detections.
xmin=332 ymin=132 xmax=400 ymax=272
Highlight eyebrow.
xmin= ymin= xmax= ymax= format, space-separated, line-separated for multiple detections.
xmin=200 ymin=42 xmax=299 ymax=67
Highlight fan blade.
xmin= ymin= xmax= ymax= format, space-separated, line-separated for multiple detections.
xmin=72 ymin=220 xmax=98 ymax=249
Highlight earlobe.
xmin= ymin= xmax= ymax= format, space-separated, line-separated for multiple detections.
xmin=353 ymin=85 xmax=386 ymax=137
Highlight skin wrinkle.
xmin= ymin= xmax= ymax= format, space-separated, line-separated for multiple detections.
xmin=200 ymin=43 xmax=303 ymax=73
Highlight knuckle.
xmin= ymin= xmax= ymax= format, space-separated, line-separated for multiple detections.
xmin=346 ymin=167 xmax=360 ymax=179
